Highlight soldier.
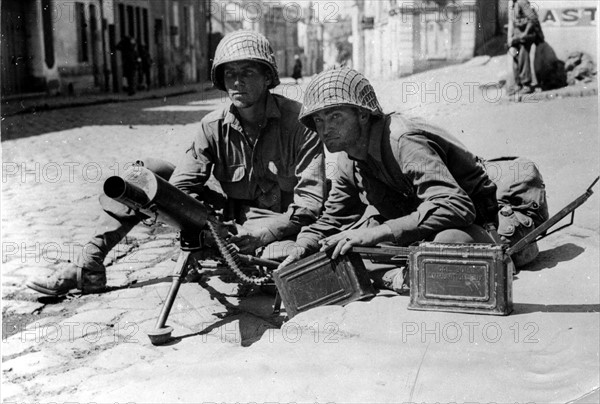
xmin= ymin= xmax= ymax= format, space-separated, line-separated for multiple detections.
xmin=278 ymin=67 xmax=499 ymax=292
xmin=27 ymin=30 xmax=326 ymax=296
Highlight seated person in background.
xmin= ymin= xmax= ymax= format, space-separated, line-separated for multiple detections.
xmin=508 ymin=0 xmax=545 ymax=95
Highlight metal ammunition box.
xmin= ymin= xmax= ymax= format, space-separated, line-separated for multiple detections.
xmin=273 ymin=251 xmax=376 ymax=318
xmin=408 ymin=242 xmax=513 ymax=315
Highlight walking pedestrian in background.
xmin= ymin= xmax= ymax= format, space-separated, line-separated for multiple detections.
xmin=116 ymin=36 xmax=139 ymax=95
xmin=292 ymin=54 xmax=303 ymax=84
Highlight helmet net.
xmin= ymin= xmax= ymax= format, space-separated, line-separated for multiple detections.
xmin=211 ymin=30 xmax=280 ymax=91
xmin=299 ymin=67 xmax=383 ymax=130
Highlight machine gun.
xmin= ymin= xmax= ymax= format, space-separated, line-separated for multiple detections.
xmin=103 ymin=164 xmax=279 ymax=345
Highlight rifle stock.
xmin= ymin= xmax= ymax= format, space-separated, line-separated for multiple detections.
xmin=352 ymin=246 xmax=409 ymax=263
xmin=507 ymin=176 xmax=599 ymax=256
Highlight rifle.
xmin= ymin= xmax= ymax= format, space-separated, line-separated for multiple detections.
xmin=103 ymin=164 xmax=279 ymax=345
xmin=507 ymin=176 xmax=599 ymax=256
xmin=353 ymin=176 xmax=599 ymax=264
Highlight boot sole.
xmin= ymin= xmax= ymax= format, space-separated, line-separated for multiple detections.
xmin=25 ymin=280 xmax=73 ymax=296
xmin=25 ymin=280 xmax=107 ymax=296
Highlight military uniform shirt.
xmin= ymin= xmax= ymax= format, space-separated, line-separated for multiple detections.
xmin=169 ymin=93 xmax=326 ymax=241
xmin=297 ymin=113 xmax=497 ymax=251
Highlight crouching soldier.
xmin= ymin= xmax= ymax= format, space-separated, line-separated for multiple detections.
xmin=278 ymin=67 xmax=499 ymax=292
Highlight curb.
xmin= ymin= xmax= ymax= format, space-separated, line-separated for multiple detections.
xmin=504 ymin=84 xmax=597 ymax=104
xmin=1 ymin=87 xmax=216 ymax=118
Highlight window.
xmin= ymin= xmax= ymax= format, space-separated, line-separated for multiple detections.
xmin=182 ymin=6 xmax=189 ymax=48
xmin=142 ymin=8 xmax=149 ymax=46
xmin=189 ymin=6 xmax=195 ymax=48
xmin=118 ymin=4 xmax=126 ymax=39
xmin=42 ymin=0 xmax=55 ymax=68
xmin=76 ymin=2 xmax=89 ymax=62
xmin=172 ymin=1 xmax=180 ymax=47
xmin=127 ymin=5 xmax=134 ymax=38
xmin=135 ymin=7 xmax=141 ymax=44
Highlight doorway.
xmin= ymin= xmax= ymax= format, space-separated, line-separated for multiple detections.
xmin=1 ymin=0 xmax=32 ymax=95
xmin=154 ymin=19 xmax=166 ymax=87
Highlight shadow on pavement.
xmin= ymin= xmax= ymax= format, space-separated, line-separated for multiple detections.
xmin=1 ymin=92 xmax=228 ymax=141
xmin=513 ymin=303 xmax=600 ymax=314
xmin=519 ymin=243 xmax=585 ymax=272
xmin=123 ymin=276 xmax=172 ymax=289
xmin=162 ymin=277 xmax=284 ymax=347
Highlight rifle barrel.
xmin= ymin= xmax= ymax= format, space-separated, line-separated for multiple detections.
xmin=507 ymin=176 xmax=598 ymax=256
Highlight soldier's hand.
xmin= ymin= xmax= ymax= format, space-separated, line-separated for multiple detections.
xmin=213 ymin=220 xmax=236 ymax=239
xmin=277 ymin=243 xmax=307 ymax=270
xmin=228 ymin=227 xmax=264 ymax=254
xmin=319 ymin=225 xmax=394 ymax=259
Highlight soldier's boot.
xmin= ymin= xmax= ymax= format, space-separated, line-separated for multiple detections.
xmin=26 ymin=158 xmax=176 ymax=296
xmin=26 ymin=214 xmax=140 ymax=296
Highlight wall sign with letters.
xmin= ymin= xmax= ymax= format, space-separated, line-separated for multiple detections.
xmin=539 ymin=7 xmax=597 ymax=26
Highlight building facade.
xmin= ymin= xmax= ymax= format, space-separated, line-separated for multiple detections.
xmin=352 ymin=0 xmax=503 ymax=78
xmin=208 ymin=1 xmax=300 ymax=78
xmin=298 ymin=3 xmax=324 ymax=76
xmin=1 ymin=0 xmax=210 ymax=97
xmin=351 ymin=0 xmax=598 ymax=79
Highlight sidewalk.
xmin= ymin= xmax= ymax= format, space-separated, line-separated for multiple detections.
xmin=0 ymin=81 xmax=219 ymax=118
xmin=1 ymin=59 xmax=598 ymax=403
xmin=2 ymin=57 xmax=597 ymax=119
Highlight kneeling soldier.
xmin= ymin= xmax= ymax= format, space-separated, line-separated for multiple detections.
xmin=27 ymin=31 xmax=326 ymax=295
xmin=279 ymin=67 xmax=499 ymax=292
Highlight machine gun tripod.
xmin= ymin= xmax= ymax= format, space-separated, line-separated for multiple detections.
xmin=103 ymin=164 xmax=280 ymax=345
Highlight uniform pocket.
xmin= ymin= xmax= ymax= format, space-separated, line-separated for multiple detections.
xmin=266 ymin=159 xmax=295 ymax=192
xmin=213 ymin=164 xmax=245 ymax=183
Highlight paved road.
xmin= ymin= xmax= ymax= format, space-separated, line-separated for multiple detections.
xmin=1 ymin=90 xmax=228 ymax=140
xmin=1 ymin=63 xmax=598 ymax=402
xmin=2 ymin=91 xmax=229 ymax=312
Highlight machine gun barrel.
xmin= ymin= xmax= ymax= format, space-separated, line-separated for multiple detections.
xmin=103 ymin=166 xmax=210 ymax=231
xmin=104 ymin=176 xmax=151 ymax=210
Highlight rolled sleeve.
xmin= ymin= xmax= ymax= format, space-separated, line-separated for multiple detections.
xmin=385 ymin=134 xmax=476 ymax=245
xmin=241 ymin=208 xmax=299 ymax=245
xmin=286 ymin=127 xmax=327 ymax=227
xmin=260 ymin=214 xmax=301 ymax=242
xmin=296 ymin=154 xmax=367 ymax=252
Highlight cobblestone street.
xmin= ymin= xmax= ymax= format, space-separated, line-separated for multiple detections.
xmin=1 ymin=60 xmax=599 ymax=403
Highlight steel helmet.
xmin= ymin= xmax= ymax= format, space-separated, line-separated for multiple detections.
xmin=211 ymin=30 xmax=280 ymax=91
xmin=299 ymin=67 xmax=383 ymax=131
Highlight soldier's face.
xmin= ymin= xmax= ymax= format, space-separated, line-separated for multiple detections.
xmin=223 ymin=61 xmax=271 ymax=109
xmin=312 ymin=107 xmax=362 ymax=154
